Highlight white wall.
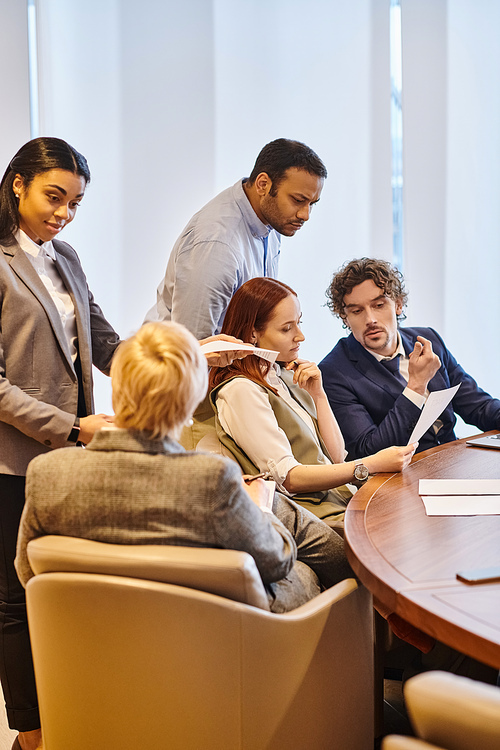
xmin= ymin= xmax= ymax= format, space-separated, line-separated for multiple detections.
xmin=118 ymin=0 xmax=217 ymax=335
xmin=444 ymin=0 xmax=500 ymax=400
xmin=401 ymin=0 xmax=500 ymax=422
xmin=401 ymin=0 xmax=447 ymax=331
xmin=0 ymin=0 xmax=31 ymax=170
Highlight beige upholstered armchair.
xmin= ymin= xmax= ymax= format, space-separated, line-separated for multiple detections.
xmin=26 ymin=536 xmax=374 ymax=750
xmin=383 ymin=670 xmax=500 ymax=750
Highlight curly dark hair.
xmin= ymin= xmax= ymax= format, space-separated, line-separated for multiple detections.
xmin=325 ymin=258 xmax=408 ymax=326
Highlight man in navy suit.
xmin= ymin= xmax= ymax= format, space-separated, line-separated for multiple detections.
xmin=319 ymin=258 xmax=500 ymax=460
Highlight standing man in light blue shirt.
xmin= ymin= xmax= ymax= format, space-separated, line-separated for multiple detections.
xmin=146 ymin=138 xmax=327 ymax=340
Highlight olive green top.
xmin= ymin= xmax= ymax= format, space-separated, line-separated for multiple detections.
xmin=210 ymin=369 xmax=352 ymax=526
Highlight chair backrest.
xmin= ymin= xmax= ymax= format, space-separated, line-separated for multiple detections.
xmin=383 ymin=670 xmax=500 ymax=750
xmin=27 ymin=536 xmax=375 ymax=749
xmin=27 ymin=535 xmax=270 ymax=610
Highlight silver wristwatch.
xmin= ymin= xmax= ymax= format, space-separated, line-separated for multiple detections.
xmin=353 ymin=461 xmax=370 ymax=482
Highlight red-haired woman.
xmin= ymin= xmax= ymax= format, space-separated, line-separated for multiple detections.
xmin=209 ymin=278 xmax=416 ymax=529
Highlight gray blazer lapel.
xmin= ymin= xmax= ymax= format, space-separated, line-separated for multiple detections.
xmin=6 ymin=244 xmax=74 ymax=368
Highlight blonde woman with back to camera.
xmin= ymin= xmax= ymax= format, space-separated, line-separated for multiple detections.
xmin=16 ymin=321 xmax=355 ymax=627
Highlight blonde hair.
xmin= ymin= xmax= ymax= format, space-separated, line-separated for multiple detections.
xmin=111 ymin=322 xmax=208 ymax=439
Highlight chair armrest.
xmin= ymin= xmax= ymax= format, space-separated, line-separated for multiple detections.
xmin=404 ymin=671 xmax=500 ymax=750
xmin=272 ymin=577 xmax=360 ymax=619
xmin=383 ymin=737 xmax=441 ymax=750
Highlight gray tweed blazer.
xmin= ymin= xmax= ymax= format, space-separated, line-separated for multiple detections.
xmin=15 ymin=429 xmax=296 ymax=586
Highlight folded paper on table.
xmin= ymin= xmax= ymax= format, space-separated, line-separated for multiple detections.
xmin=419 ymin=479 xmax=500 ymax=496
xmin=408 ymin=384 xmax=461 ymax=445
xmin=421 ymin=495 xmax=500 ymax=516
xmin=200 ymin=341 xmax=279 ymax=363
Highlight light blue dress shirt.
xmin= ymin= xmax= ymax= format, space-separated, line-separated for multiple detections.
xmin=146 ymin=179 xmax=281 ymax=339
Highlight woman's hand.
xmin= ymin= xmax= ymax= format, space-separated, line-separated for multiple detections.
xmin=285 ymin=358 xmax=324 ymax=399
xmin=78 ymin=414 xmax=114 ymax=445
xmin=199 ymin=334 xmax=251 ymax=367
xmin=241 ymin=476 xmax=270 ymax=510
xmin=363 ymin=443 xmax=418 ymax=474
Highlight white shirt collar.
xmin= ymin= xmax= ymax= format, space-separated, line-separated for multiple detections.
xmin=264 ymin=361 xmax=282 ymax=383
xmin=16 ymin=229 xmax=56 ymax=261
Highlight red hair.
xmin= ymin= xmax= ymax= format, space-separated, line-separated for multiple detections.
xmin=209 ymin=277 xmax=297 ymax=393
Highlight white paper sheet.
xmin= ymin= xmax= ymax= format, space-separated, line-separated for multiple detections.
xmin=199 ymin=341 xmax=279 ymax=363
xmin=421 ymin=495 xmax=500 ymax=516
xmin=419 ymin=479 xmax=500 ymax=496
xmin=408 ymin=384 xmax=461 ymax=444
xmin=262 ymin=480 xmax=276 ymax=511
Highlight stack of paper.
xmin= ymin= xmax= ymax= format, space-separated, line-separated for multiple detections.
xmin=419 ymin=479 xmax=500 ymax=516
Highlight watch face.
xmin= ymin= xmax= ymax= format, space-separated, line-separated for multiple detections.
xmin=354 ymin=463 xmax=369 ymax=481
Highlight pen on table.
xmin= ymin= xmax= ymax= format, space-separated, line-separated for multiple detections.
xmin=244 ymin=472 xmax=271 ymax=483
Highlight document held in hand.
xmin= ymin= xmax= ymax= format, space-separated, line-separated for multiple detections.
xmin=408 ymin=383 xmax=461 ymax=445
xmin=199 ymin=341 xmax=279 ymax=363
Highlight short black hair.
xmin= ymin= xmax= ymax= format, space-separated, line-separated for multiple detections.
xmin=247 ymin=138 xmax=327 ymax=191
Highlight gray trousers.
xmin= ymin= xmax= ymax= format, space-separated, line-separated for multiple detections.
xmin=266 ymin=494 xmax=354 ymax=613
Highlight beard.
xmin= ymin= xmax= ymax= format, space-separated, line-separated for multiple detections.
xmin=260 ymin=194 xmax=300 ymax=236
xmin=362 ymin=327 xmax=391 ymax=352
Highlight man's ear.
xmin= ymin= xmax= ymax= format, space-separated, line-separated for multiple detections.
xmin=253 ymin=172 xmax=272 ymax=197
xmin=341 ymin=309 xmax=351 ymax=330
xmin=395 ymin=298 xmax=404 ymax=317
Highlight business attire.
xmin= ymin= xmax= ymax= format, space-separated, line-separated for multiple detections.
xmin=211 ymin=367 xmax=352 ymax=528
xmin=319 ymin=327 xmax=500 ymax=460
xmin=16 ymin=429 xmax=352 ymax=612
xmin=0 ymin=235 xmax=120 ymax=730
xmin=145 ymin=180 xmax=281 ymax=339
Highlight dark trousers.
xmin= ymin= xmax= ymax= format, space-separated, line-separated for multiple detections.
xmin=0 ymin=474 xmax=39 ymax=731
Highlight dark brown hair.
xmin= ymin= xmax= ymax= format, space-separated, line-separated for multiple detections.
xmin=325 ymin=257 xmax=408 ymax=325
xmin=209 ymin=277 xmax=297 ymax=394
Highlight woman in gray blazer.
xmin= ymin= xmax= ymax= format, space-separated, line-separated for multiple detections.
xmin=0 ymin=137 xmax=120 ymax=750
xmin=17 ymin=321 xmax=351 ymax=607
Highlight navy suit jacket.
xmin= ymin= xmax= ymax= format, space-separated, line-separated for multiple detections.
xmin=319 ymin=327 xmax=500 ymax=460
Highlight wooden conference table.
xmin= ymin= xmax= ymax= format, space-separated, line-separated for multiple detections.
xmin=345 ymin=432 xmax=500 ymax=670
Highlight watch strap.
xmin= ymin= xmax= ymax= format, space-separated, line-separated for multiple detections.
xmin=68 ymin=417 xmax=81 ymax=443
